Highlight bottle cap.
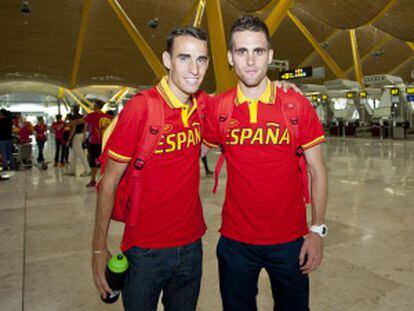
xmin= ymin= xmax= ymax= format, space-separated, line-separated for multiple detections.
xmin=108 ymin=253 xmax=128 ymax=273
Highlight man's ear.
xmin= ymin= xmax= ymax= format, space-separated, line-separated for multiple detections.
xmin=162 ymin=51 xmax=172 ymax=70
xmin=227 ymin=50 xmax=234 ymax=67
xmin=268 ymin=48 xmax=274 ymax=64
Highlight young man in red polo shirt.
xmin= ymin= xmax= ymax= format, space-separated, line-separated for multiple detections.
xmin=84 ymin=100 xmax=113 ymax=187
xmin=204 ymin=15 xmax=328 ymax=310
xmin=68 ymin=101 xmax=112 ymax=185
xmin=91 ymin=27 xmax=209 ymax=310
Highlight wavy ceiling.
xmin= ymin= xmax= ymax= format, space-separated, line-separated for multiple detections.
xmin=0 ymin=0 xmax=412 ymax=91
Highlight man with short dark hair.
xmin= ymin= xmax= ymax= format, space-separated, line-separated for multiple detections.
xmin=92 ymin=27 xmax=209 ymax=310
xmin=204 ymin=15 xmax=328 ymax=311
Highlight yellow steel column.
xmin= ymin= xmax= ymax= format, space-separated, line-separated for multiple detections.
xmin=345 ymin=36 xmax=392 ymax=73
xmin=193 ymin=0 xmax=206 ymax=28
xmin=58 ymin=87 xmax=65 ymax=99
xmin=288 ymin=11 xmax=348 ymax=79
xmin=407 ymin=41 xmax=414 ymax=51
xmin=70 ymin=0 xmax=93 ymax=89
xmin=264 ymin=0 xmax=293 ymax=37
xmin=65 ymin=89 xmax=93 ymax=113
xmin=349 ymin=30 xmax=364 ymax=89
xmin=115 ymin=89 xmax=129 ymax=104
xmin=181 ymin=0 xmax=200 ymax=27
xmin=206 ymin=0 xmax=236 ymax=92
xmin=109 ymin=87 xmax=128 ymax=103
xmin=107 ymin=0 xmax=167 ymax=80
xmin=72 ymin=90 xmax=94 ymax=108
xmin=298 ymin=30 xmax=341 ymax=67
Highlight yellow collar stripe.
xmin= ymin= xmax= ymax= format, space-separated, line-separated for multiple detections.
xmin=236 ymin=78 xmax=276 ymax=105
xmin=156 ymin=76 xmax=198 ymax=127
xmin=156 ymin=76 xmax=185 ymax=109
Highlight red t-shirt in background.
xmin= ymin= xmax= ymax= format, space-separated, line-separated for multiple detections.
xmin=52 ymin=120 xmax=65 ymax=141
xmin=204 ymin=86 xmax=325 ymax=245
xmin=18 ymin=122 xmax=33 ymax=144
xmin=84 ymin=111 xmax=113 ymax=145
xmin=34 ymin=123 xmax=47 ymax=142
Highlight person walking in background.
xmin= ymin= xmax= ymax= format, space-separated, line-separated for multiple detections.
xmin=34 ymin=116 xmax=48 ymax=165
xmin=65 ymin=105 xmax=90 ymax=177
xmin=0 ymin=109 xmax=15 ymax=171
xmin=69 ymin=100 xmax=113 ymax=187
xmin=51 ymin=114 xmax=66 ymax=167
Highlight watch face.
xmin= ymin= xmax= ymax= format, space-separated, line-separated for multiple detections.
xmin=322 ymin=227 xmax=327 ymax=235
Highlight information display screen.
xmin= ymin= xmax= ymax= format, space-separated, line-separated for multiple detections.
xmin=279 ymin=66 xmax=312 ymax=80
xmin=391 ymin=88 xmax=399 ymax=95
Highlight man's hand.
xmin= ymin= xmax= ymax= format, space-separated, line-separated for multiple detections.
xmin=92 ymin=251 xmax=112 ymax=299
xmin=299 ymin=233 xmax=323 ymax=274
xmin=274 ymin=80 xmax=303 ymax=95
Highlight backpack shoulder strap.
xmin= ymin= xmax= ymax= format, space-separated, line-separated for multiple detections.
xmin=217 ymin=89 xmax=237 ymax=143
xmin=213 ymin=89 xmax=237 ymax=194
xmin=279 ymin=89 xmax=301 ymax=155
xmin=279 ymin=89 xmax=310 ymax=204
xmin=193 ymin=90 xmax=208 ymax=132
xmin=132 ymin=88 xmax=165 ymax=170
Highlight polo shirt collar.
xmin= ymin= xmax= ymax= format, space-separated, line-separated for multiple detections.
xmin=156 ymin=76 xmax=196 ymax=109
xmin=235 ymin=78 xmax=276 ymax=105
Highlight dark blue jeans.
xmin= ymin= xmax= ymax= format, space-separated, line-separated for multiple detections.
xmin=0 ymin=140 xmax=15 ymax=170
xmin=122 ymin=239 xmax=202 ymax=311
xmin=37 ymin=140 xmax=45 ymax=163
xmin=217 ymin=236 xmax=309 ymax=311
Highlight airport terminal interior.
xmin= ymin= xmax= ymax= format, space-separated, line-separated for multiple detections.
xmin=1 ymin=0 xmax=414 ymax=310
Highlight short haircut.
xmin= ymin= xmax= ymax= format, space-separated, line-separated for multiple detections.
xmin=229 ymin=15 xmax=271 ymax=50
xmin=94 ymin=99 xmax=105 ymax=110
xmin=56 ymin=114 xmax=62 ymax=120
xmin=166 ymin=27 xmax=208 ymax=54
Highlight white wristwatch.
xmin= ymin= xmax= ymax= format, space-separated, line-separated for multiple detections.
xmin=309 ymin=224 xmax=328 ymax=237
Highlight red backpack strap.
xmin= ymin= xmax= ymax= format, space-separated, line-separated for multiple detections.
xmin=279 ymin=89 xmax=310 ymax=204
xmin=213 ymin=89 xmax=236 ymax=194
xmin=131 ymin=88 xmax=165 ymax=172
xmin=194 ymin=90 xmax=207 ymax=134
xmin=123 ymin=88 xmax=164 ymax=226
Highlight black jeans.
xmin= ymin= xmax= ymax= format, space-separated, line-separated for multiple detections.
xmin=122 ymin=239 xmax=203 ymax=311
xmin=37 ymin=140 xmax=45 ymax=163
xmin=54 ymin=139 xmax=65 ymax=164
xmin=217 ymin=236 xmax=309 ymax=311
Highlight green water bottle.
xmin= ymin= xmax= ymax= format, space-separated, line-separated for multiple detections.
xmin=101 ymin=253 xmax=128 ymax=304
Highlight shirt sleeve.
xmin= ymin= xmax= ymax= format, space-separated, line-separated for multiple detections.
xmin=107 ymin=96 xmax=147 ymax=163
xmin=84 ymin=113 xmax=92 ymax=125
xmin=297 ymin=94 xmax=326 ymax=150
xmin=202 ymin=95 xmax=221 ymax=148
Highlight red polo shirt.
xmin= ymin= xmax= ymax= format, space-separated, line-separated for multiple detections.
xmin=52 ymin=120 xmax=65 ymax=141
xmin=107 ymin=77 xmax=207 ymax=250
xmin=34 ymin=123 xmax=47 ymax=142
xmin=84 ymin=111 xmax=113 ymax=145
xmin=204 ymin=81 xmax=325 ymax=245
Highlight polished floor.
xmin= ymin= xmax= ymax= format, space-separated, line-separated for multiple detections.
xmin=1 ymin=137 xmax=413 ymax=311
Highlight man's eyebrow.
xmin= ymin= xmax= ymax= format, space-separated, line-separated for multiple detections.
xmin=234 ymin=47 xmax=247 ymax=52
xmin=177 ymin=53 xmax=191 ymax=58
